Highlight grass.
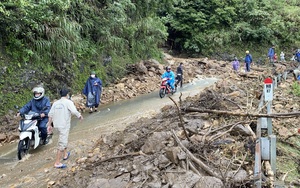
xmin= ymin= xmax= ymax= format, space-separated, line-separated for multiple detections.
xmin=277 ymin=142 xmax=300 ymax=182
xmin=291 ymin=82 xmax=300 ymax=97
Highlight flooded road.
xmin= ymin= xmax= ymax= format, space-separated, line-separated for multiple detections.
xmin=0 ymin=77 xmax=217 ymax=187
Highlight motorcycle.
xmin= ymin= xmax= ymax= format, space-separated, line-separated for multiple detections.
xmin=159 ymin=77 xmax=176 ymax=98
xmin=17 ymin=111 xmax=45 ymax=160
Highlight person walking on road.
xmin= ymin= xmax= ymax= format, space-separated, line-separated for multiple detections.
xmin=244 ymin=50 xmax=253 ymax=72
xmin=268 ymin=45 xmax=275 ymax=64
xmin=47 ymin=88 xmax=83 ymax=169
xmin=82 ymin=71 xmax=102 ymax=113
xmin=175 ymin=62 xmax=183 ymax=88
xmin=295 ymin=49 xmax=300 ymax=63
xmin=232 ymin=57 xmax=240 ymax=72
xmin=280 ymin=51 xmax=285 ymax=62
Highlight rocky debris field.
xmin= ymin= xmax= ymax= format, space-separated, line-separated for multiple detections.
xmin=0 ymin=53 xmax=201 ymax=145
xmin=1 ymin=53 xmax=300 ymax=187
xmin=44 ymin=54 xmax=300 ymax=187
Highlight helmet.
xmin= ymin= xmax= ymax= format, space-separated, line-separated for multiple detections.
xmin=234 ymin=57 xmax=238 ymax=61
xmin=166 ymin=66 xmax=171 ymax=72
xmin=246 ymin=50 xmax=249 ymax=54
xmin=33 ymin=86 xmax=45 ymax=100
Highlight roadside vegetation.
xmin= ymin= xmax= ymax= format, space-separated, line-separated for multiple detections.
xmin=0 ymin=0 xmax=299 ymax=117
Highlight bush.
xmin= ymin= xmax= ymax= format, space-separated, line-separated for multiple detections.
xmin=291 ymin=82 xmax=300 ymax=97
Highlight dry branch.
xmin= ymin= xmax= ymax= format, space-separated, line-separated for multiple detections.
xmin=184 ymin=107 xmax=300 ymax=118
xmin=239 ymin=73 xmax=259 ymax=78
xmin=172 ymin=129 xmax=222 ymax=179
xmin=208 ymin=122 xmax=240 ymax=142
xmin=251 ymin=67 xmax=265 ymax=72
xmin=169 ymin=96 xmax=191 ymax=142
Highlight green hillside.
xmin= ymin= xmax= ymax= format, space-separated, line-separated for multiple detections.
xmin=0 ymin=0 xmax=299 ymax=116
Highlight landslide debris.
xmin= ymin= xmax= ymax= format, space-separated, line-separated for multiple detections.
xmin=52 ymin=55 xmax=300 ymax=187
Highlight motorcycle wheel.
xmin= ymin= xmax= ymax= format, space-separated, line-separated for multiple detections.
xmin=17 ymin=138 xmax=29 ymax=160
xmin=159 ymin=88 xmax=166 ymax=98
xmin=172 ymin=86 xmax=177 ymax=94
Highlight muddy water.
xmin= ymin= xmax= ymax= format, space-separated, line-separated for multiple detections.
xmin=0 ymin=77 xmax=217 ymax=188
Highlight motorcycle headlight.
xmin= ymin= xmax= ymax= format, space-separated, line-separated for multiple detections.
xmin=25 ymin=114 xmax=34 ymax=120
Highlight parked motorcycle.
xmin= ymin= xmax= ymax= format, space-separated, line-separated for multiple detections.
xmin=159 ymin=78 xmax=176 ymax=98
xmin=17 ymin=111 xmax=45 ymax=160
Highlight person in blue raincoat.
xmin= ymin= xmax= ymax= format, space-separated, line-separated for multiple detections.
xmin=161 ymin=66 xmax=176 ymax=91
xmin=295 ymin=49 xmax=300 ymax=63
xmin=17 ymin=86 xmax=51 ymax=145
xmin=83 ymin=71 xmax=102 ymax=113
xmin=244 ymin=50 xmax=253 ymax=72
xmin=267 ymin=45 xmax=275 ymax=63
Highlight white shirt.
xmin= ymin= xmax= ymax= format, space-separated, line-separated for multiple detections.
xmin=48 ymin=97 xmax=81 ymax=128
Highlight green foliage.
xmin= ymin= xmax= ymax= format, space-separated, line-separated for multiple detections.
xmin=0 ymin=0 xmax=170 ymax=116
xmin=291 ymin=82 xmax=300 ymax=97
xmin=0 ymin=0 xmax=300 ymax=116
xmin=164 ymin=0 xmax=300 ymax=54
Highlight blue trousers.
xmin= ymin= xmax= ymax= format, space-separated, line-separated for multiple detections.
xmin=245 ymin=62 xmax=251 ymax=72
xmin=38 ymin=118 xmax=48 ymax=140
xmin=167 ymin=80 xmax=175 ymax=89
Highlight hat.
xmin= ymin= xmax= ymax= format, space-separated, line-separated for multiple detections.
xmin=60 ymin=88 xmax=69 ymax=97
xmin=90 ymin=71 xmax=96 ymax=75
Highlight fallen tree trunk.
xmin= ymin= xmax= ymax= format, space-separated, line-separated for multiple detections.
xmin=251 ymin=67 xmax=265 ymax=72
xmin=184 ymin=107 xmax=300 ymax=118
xmin=238 ymin=73 xmax=259 ymax=78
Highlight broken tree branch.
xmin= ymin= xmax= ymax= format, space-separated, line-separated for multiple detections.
xmin=208 ymin=122 xmax=240 ymax=142
xmin=169 ymin=96 xmax=191 ymax=142
xmin=172 ymin=129 xmax=222 ymax=179
xmin=184 ymin=107 xmax=300 ymax=118
xmin=222 ymin=97 xmax=243 ymax=110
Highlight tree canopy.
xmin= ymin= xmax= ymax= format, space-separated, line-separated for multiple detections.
xmin=0 ymin=0 xmax=299 ymax=115
xmin=164 ymin=0 xmax=300 ymax=54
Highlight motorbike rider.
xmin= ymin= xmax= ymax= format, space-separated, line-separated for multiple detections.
xmin=161 ymin=66 xmax=176 ymax=91
xmin=175 ymin=63 xmax=183 ymax=88
xmin=17 ymin=86 xmax=51 ymax=145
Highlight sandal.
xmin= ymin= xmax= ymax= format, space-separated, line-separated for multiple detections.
xmin=54 ymin=163 xmax=67 ymax=169
xmin=63 ymin=152 xmax=70 ymax=160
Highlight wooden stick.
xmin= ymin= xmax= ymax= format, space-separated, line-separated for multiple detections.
xmin=184 ymin=107 xmax=300 ymax=118
xmin=223 ymin=97 xmax=243 ymax=110
xmin=172 ymin=129 xmax=222 ymax=179
xmin=169 ymin=96 xmax=191 ymax=142
xmin=245 ymin=122 xmax=256 ymax=139
xmin=265 ymin=161 xmax=275 ymax=187
xmin=208 ymin=122 xmax=240 ymax=142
